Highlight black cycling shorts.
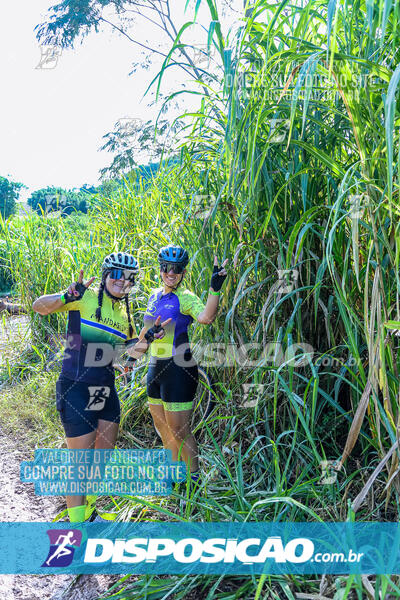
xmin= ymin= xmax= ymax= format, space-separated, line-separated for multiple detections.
xmin=56 ymin=376 xmax=120 ymax=438
xmin=147 ymin=356 xmax=198 ymax=412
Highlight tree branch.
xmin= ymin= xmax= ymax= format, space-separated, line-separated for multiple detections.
xmin=98 ymin=15 xmax=168 ymax=58
xmin=124 ymin=7 xmax=166 ymax=32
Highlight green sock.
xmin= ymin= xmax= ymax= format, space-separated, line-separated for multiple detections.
xmin=84 ymin=495 xmax=97 ymax=520
xmin=68 ymin=504 xmax=87 ymax=523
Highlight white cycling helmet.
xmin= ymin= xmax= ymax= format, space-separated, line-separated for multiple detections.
xmin=101 ymin=252 xmax=139 ymax=274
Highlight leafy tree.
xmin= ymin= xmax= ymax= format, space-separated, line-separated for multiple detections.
xmin=99 ymin=117 xmax=180 ymax=179
xmin=34 ymin=0 xmax=226 ymax=177
xmin=96 ymin=179 xmax=121 ymax=196
xmin=34 ymin=0 xmax=213 ymax=87
xmin=28 ymin=186 xmax=64 ymax=213
xmin=0 ymin=176 xmax=23 ymax=219
xmin=28 ymin=186 xmax=93 ymax=215
xmin=79 ymin=183 xmax=97 ymax=194
xmin=64 ymin=189 xmax=91 ymax=214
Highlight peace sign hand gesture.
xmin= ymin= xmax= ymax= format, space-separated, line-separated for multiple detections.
xmin=63 ymin=269 xmax=96 ymax=304
xmin=144 ymin=315 xmax=172 ymax=343
xmin=210 ymin=256 xmax=228 ymax=293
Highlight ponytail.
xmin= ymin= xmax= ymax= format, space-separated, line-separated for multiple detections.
xmin=124 ymin=295 xmax=134 ymax=338
xmin=95 ymin=278 xmax=106 ymax=322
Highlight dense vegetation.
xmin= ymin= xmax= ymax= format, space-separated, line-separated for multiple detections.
xmin=0 ymin=175 xmax=23 ymax=220
xmin=0 ymin=175 xmax=23 ymax=292
xmin=27 ymin=185 xmax=95 ymax=215
xmin=2 ymin=0 xmax=400 ymax=598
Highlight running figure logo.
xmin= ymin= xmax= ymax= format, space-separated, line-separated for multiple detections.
xmin=42 ymin=529 xmax=82 ymax=567
xmin=35 ymin=46 xmax=62 ymax=69
xmin=85 ymin=386 xmax=110 ymax=411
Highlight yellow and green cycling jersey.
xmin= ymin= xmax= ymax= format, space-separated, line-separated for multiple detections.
xmin=55 ymin=287 xmax=137 ymax=384
xmin=144 ymin=287 xmax=205 ymax=359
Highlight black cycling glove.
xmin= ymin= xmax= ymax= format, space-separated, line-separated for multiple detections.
xmin=123 ymin=338 xmax=140 ymax=364
xmin=62 ymin=282 xmax=88 ymax=304
xmin=210 ymin=264 xmax=227 ymax=292
xmin=144 ymin=323 xmax=163 ymax=343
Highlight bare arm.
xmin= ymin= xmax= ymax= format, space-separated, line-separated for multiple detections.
xmin=32 ymin=269 xmax=95 ymax=316
xmin=32 ymin=293 xmax=65 ymax=316
xmin=197 ymin=293 xmax=220 ymax=324
xmin=125 ymin=327 xmax=151 ymax=359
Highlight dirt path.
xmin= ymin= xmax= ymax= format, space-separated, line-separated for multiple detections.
xmin=0 ymin=315 xmax=123 ymax=599
xmin=0 ymin=424 xmax=123 ymax=600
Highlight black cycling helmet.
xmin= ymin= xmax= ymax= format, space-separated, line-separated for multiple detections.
xmin=158 ymin=245 xmax=189 ymax=267
xmin=102 ymin=252 xmax=139 ymax=275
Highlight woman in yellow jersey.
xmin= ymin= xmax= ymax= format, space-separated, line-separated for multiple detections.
xmin=141 ymin=245 xmax=228 ymax=490
xmin=32 ymin=252 xmax=170 ymax=521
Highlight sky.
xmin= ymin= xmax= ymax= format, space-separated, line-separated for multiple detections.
xmin=0 ymin=1 xmax=241 ymax=202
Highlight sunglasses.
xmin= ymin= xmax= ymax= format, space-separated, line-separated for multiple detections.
xmin=109 ymin=268 xmax=136 ymax=282
xmin=160 ymin=263 xmax=185 ymax=274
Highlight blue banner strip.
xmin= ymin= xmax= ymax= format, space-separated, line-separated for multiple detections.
xmin=20 ymin=449 xmax=186 ymax=496
xmin=0 ymin=522 xmax=400 ymax=574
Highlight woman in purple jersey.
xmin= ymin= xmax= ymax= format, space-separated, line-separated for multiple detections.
xmin=141 ymin=245 xmax=228 ymax=491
